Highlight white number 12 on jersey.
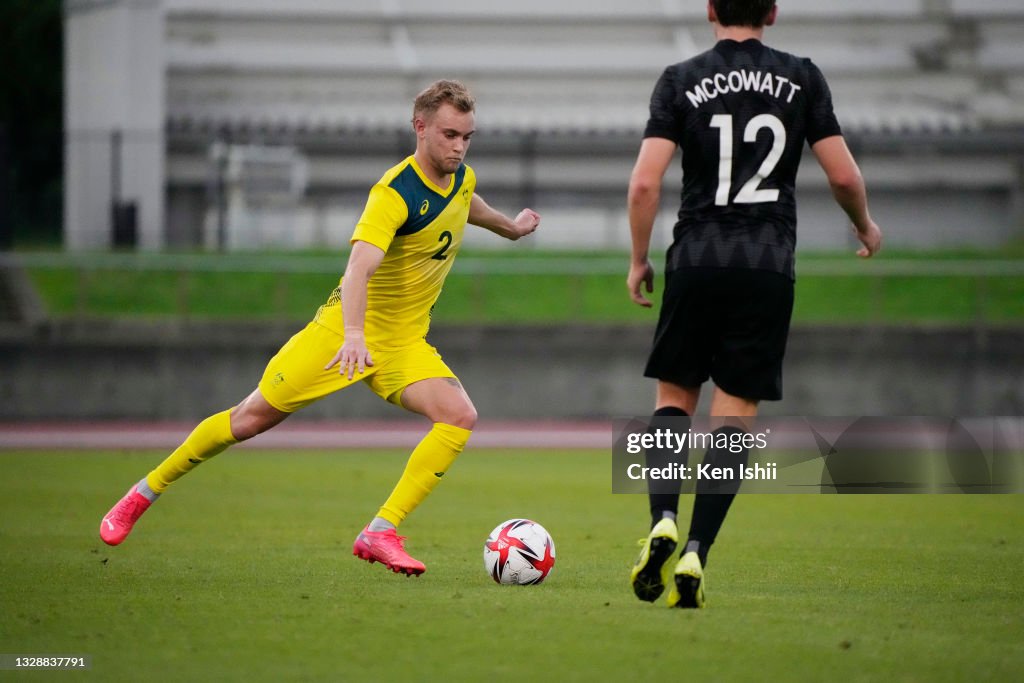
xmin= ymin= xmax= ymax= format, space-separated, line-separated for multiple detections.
xmin=709 ymin=113 xmax=786 ymax=206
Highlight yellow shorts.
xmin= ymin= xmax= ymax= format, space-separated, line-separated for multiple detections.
xmin=257 ymin=321 xmax=457 ymax=413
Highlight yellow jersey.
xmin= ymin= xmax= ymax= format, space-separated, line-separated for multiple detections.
xmin=315 ymin=156 xmax=475 ymax=348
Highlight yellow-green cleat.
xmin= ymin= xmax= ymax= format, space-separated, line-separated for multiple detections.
xmin=666 ymin=551 xmax=705 ymax=609
xmin=630 ymin=518 xmax=678 ymax=602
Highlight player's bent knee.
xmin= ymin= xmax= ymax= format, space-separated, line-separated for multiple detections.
xmin=434 ymin=399 xmax=476 ymax=430
xmin=448 ymin=404 xmax=477 ymax=430
xmin=230 ymin=415 xmax=263 ymax=441
xmin=230 ymin=392 xmax=290 ymax=441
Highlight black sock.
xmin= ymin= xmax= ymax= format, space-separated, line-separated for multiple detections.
xmin=686 ymin=425 xmax=750 ymax=565
xmin=647 ymin=406 xmax=690 ymax=529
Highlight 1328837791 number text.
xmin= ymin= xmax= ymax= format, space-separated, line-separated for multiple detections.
xmin=0 ymin=655 xmax=91 ymax=670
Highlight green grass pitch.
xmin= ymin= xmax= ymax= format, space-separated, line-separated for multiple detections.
xmin=1 ymin=449 xmax=1022 ymax=682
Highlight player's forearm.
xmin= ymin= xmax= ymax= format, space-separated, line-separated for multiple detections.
xmin=340 ymin=274 xmax=369 ymax=339
xmin=474 ymin=211 xmax=520 ymax=240
xmin=627 ymin=137 xmax=675 ymax=264
xmin=813 ymin=136 xmax=874 ymax=234
xmin=628 ymin=181 xmax=660 ymax=263
xmin=829 ymin=172 xmax=873 ymax=234
xmin=469 ymin=195 xmax=536 ymax=240
xmin=339 ymin=240 xmax=385 ymax=337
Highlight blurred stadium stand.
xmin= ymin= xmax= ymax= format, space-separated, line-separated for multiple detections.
xmin=64 ymin=0 xmax=1024 ymax=251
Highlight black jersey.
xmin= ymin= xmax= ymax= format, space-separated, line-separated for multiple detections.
xmin=644 ymin=39 xmax=842 ymax=279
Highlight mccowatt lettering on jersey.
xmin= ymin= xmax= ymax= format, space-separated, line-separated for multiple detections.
xmin=686 ymin=69 xmax=803 ymax=109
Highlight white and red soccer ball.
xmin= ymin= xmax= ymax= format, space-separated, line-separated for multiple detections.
xmin=483 ymin=519 xmax=556 ymax=585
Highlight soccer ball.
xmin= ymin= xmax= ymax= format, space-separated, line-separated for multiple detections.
xmin=483 ymin=519 xmax=556 ymax=585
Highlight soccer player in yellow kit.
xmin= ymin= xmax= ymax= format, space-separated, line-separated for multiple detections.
xmin=99 ymin=80 xmax=541 ymax=576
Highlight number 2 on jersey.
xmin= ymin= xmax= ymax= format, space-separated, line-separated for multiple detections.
xmin=709 ymin=114 xmax=786 ymax=206
xmin=431 ymin=230 xmax=453 ymax=260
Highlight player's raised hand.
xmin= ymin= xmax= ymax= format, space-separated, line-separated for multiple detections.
xmin=853 ymin=220 xmax=882 ymax=258
xmin=627 ymin=259 xmax=655 ymax=308
xmin=325 ymin=336 xmax=374 ymax=380
xmin=512 ymin=209 xmax=540 ymax=239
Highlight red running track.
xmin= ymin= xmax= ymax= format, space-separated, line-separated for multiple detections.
xmin=0 ymin=420 xmax=612 ymax=450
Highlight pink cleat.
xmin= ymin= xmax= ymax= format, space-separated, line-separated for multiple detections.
xmin=352 ymin=526 xmax=426 ymax=576
xmin=99 ymin=485 xmax=153 ymax=546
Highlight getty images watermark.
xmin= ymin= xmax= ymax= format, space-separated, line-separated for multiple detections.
xmin=611 ymin=416 xmax=1024 ymax=494
xmin=624 ymin=424 xmax=775 ymax=483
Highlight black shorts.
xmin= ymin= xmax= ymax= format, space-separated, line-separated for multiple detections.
xmin=644 ymin=267 xmax=794 ymax=401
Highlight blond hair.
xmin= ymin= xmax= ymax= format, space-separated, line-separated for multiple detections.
xmin=412 ymin=79 xmax=475 ymax=122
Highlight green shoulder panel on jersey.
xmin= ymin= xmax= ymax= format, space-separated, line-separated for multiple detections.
xmin=391 ymin=164 xmax=468 ymax=237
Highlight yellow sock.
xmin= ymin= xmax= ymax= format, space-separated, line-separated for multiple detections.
xmin=146 ymin=409 xmax=238 ymax=493
xmin=377 ymin=422 xmax=472 ymax=527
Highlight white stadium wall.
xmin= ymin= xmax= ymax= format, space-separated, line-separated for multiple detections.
xmin=65 ymin=0 xmax=1024 ymax=251
xmin=64 ymin=0 xmax=166 ymax=250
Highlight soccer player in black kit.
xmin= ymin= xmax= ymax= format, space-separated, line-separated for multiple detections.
xmin=627 ymin=0 xmax=882 ymax=608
